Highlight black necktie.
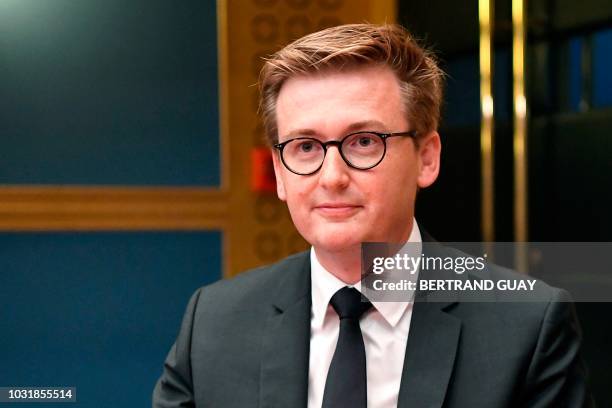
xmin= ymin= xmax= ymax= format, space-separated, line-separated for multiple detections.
xmin=322 ymin=286 xmax=373 ymax=408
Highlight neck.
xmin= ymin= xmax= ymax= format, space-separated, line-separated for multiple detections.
xmin=314 ymin=245 xmax=362 ymax=284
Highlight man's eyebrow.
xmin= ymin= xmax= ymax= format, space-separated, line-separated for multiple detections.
xmin=343 ymin=120 xmax=388 ymax=133
xmin=282 ymin=120 xmax=388 ymax=140
xmin=283 ymin=128 xmax=319 ymax=138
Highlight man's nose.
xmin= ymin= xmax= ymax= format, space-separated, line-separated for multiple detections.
xmin=318 ymin=146 xmax=350 ymax=190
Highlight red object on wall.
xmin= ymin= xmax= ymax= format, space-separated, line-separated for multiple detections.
xmin=251 ymin=147 xmax=277 ymax=193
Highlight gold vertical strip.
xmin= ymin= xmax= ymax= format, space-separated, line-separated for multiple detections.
xmin=217 ymin=0 xmax=230 ymax=192
xmin=216 ymin=0 xmax=230 ymax=277
xmin=513 ymin=0 xmax=528 ymax=271
xmin=479 ymin=0 xmax=495 ymax=242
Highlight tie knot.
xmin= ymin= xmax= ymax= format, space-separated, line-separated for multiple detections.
xmin=329 ymin=287 xmax=372 ymax=320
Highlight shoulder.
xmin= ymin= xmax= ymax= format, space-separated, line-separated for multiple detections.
xmin=436 ymin=244 xmax=565 ymax=301
xmin=434 ymin=244 xmax=570 ymax=321
xmin=187 ymin=251 xmax=310 ymax=316
xmin=202 ymin=250 xmax=309 ymax=296
xmin=428 ymin=246 xmax=591 ymax=405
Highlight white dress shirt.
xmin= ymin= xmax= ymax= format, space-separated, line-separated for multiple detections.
xmin=308 ymin=221 xmax=422 ymax=408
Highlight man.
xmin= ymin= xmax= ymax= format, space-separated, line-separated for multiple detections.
xmin=153 ymin=24 xmax=591 ymax=407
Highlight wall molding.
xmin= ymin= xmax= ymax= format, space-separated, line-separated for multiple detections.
xmin=0 ymin=186 xmax=228 ymax=231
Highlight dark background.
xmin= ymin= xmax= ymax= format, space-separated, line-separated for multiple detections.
xmin=400 ymin=0 xmax=612 ymax=404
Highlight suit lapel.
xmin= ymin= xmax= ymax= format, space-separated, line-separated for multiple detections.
xmin=397 ymin=300 xmax=461 ymax=408
xmin=259 ymin=253 xmax=311 ymax=408
xmin=397 ymin=236 xmax=462 ymax=408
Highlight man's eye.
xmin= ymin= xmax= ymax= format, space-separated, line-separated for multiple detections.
xmin=299 ymin=142 xmax=314 ymax=152
xmin=358 ymin=137 xmax=373 ymax=147
xmin=351 ymin=134 xmax=379 ymax=148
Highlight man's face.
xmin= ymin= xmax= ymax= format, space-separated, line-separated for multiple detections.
xmin=272 ymin=65 xmax=440 ymax=253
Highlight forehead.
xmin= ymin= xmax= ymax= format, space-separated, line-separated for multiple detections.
xmin=275 ymin=65 xmax=405 ymax=139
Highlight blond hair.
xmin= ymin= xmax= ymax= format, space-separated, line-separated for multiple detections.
xmin=258 ymin=23 xmax=444 ymax=145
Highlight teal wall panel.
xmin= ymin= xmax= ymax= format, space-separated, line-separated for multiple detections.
xmin=0 ymin=231 xmax=222 ymax=407
xmin=0 ymin=0 xmax=219 ymax=186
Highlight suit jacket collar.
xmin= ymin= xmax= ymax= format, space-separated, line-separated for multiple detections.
xmin=259 ymin=252 xmax=311 ymax=408
xmin=397 ymin=298 xmax=461 ymax=408
xmin=397 ymin=232 xmax=462 ymax=407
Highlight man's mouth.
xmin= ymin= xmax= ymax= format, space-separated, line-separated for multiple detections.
xmin=313 ymin=203 xmax=362 ymax=218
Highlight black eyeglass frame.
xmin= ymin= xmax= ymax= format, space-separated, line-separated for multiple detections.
xmin=273 ymin=130 xmax=418 ymax=175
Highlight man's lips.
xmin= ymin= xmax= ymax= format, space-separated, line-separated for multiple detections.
xmin=313 ymin=203 xmax=362 ymax=218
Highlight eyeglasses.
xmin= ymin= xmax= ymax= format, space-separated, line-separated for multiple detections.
xmin=273 ymin=130 xmax=417 ymax=175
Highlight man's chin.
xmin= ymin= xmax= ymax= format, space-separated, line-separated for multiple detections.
xmin=312 ymin=235 xmax=363 ymax=254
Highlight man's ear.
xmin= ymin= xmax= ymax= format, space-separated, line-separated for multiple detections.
xmin=271 ymin=149 xmax=287 ymax=201
xmin=416 ymin=131 xmax=441 ymax=188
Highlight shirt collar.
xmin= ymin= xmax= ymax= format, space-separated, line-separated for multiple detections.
xmin=310 ymin=219 xmax=422 ymax=329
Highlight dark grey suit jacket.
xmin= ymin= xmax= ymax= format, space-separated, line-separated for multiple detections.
xmin=153 ymin=248 xmax=593 ymax=407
